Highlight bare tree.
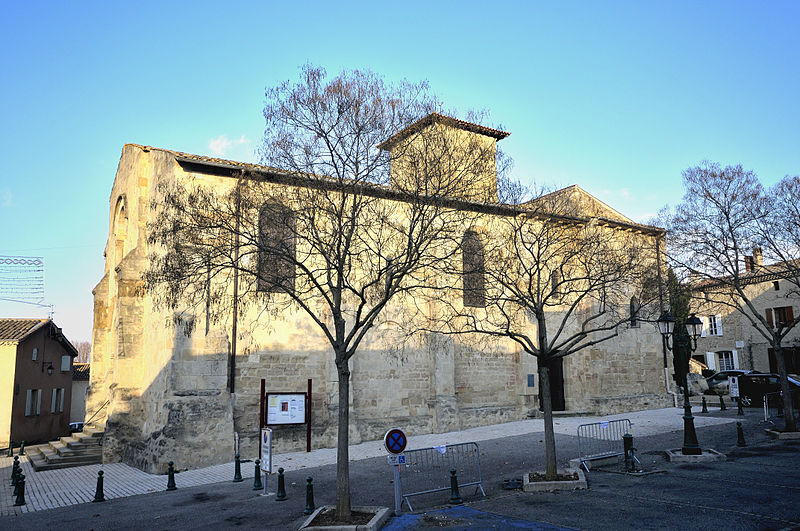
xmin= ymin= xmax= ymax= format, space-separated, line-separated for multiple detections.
xmin=71 ymin=340 xmax=91 ymax=363
xmin=667 ymin=162 xmax=798 ymax=432
xmin=145 ymin=66 xmax=502 ymax=519
xmin=424 ymin=184 xmax=659 ymax=479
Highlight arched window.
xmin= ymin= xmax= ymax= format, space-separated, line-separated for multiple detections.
xmin=258 ymin=203 xmax=296 ymax=293
xmin=462 ymin=230 xmax=485 ymax=307
xmin=112 ymin=196 xmax=128 ymax=269
xmin=629 ymin=296 xmax=639 ymax=327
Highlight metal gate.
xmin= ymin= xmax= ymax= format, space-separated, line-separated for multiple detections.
xmin=763 ymin=390 xmax=800 ymax=422
xmin=577 ymin=418 xmax=632 ymax=471
xmin=396 ymin=442 xmax=485 ymax=511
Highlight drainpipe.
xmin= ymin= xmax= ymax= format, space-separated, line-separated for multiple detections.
xmin=656 ymin=233 xmax=679 ymax=407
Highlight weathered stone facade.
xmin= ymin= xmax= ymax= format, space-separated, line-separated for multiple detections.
xmin=87 ymin=118 xmax=671 ymax=473
xmin=694 ymin=253 xmax=800 ymax=373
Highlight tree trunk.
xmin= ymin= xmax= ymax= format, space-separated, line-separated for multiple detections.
xmin=335 ymin=359 xmax=352 ymax=520
xmin=539 ymin=362 xmax=557 ymax=480
xmin=773 ymin=346 xmax=797 ymax=432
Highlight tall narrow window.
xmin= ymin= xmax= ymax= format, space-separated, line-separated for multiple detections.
xmin=258 ymin=203 xmax=296 ymax=293
xmin=25 ymin=389 xmax=41 ymax=416
xmin=707 ymin=315 xmax=718 ymax=336
xmin=462 ymin=230 xmax=486 ymax=308
xmin=550 ymin=270 xmax=562 ymax=301
xmin=629 ymin=297 xmax=639 ymax=327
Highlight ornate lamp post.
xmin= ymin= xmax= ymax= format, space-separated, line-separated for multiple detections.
xmin=658 ymin=311 xmax=704 ymax=455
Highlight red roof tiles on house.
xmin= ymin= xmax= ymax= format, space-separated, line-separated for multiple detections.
xmin=0 ymin=318 xmax=49 ymax=341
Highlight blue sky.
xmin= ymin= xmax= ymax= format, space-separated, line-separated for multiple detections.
xmin=1 ymin=1 xmax=799 ymax=342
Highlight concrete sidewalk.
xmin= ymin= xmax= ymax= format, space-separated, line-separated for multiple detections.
xmin=1 ymin=405 xmax=735 ymax=517
xmin=3 ymin=405 xmax=796 ymax=530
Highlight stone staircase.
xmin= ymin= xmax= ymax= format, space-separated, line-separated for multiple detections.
xmin=28 ymin=426 xmax=104 ymax=471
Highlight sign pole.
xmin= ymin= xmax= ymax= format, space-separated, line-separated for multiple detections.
xmin=394 ymin=465 xmax=402 ymax=514
xmin=259 ymin=379 xmax=266 ymax=459
xmin=306 ymin=378 xmax=312 ymax=453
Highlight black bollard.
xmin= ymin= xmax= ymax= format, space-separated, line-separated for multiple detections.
xmin=449 ymin=469 xmax=463 ymax=504
xmin=737 ymin=422 xmax=747 ymax=447
xmin=93 ymin=470 xmax=105 ymax=502
xmin=303 ymin=476 xmax=315 ymax=515
xmin=701 ymin=397 xmax=708 ymax=413
xmin=737 ymin=398 xmax=744 ymax=416
xmin=718 ymin=395 xmax=727 ymax=411
xmin=275 ymin=467 xmax=287 ymax=501
xmin=19 ymin=441 xmax=25 ymax=456
xmin=623 ymin=433 xmax=634 ymax=472
xmin=13 ymin=473 xmax=25 ymax=506
xmin=233 ymin=453 xmax=243 ymax=482
xmin=13 ymin=469 xmax=20 ymax=498
xmin=253 ymin=460 xmax=263 ymax=491
xmin=11 ymin=456 xmax=19 ymax=486
xmin=167 ymin=461 xmax=177 ymax=491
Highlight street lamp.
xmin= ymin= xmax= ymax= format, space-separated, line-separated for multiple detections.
xmin=657 ymin=311 xmax=703 ymax=455
xmin=42 ymin=362 xmax=54 ymax=376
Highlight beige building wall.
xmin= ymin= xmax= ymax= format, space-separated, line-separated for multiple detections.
xmin=87 ymin=133 xmax=669 ymax=473
xmin=0 ymin=343 xmax=17 ymax=448
xmin=695 ymin=278 xmax=800 ymax=372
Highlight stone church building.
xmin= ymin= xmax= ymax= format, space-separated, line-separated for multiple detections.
xmin=87 ymin=114 xmax=671 ymax=473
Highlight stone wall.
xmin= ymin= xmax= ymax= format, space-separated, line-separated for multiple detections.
xmin=87 ymin=143 xmax=672 ymax=472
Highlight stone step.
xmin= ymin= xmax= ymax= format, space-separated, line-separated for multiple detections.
xmin=61 ymin=435 xmax=101 ymax=451
xmin=30 ymin=452 xmax=102 ymax=471
xmin=27 ymin=433 xmax=104 ymax=471
xmin=82 ymin=426 xmax=104 ymax=438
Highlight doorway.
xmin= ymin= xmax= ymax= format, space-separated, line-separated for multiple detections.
xmin=539 ymin=357 xmax=566 ymax=412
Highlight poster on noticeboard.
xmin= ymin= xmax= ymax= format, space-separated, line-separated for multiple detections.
xmin=266 ymin=393 xmax=306 ymax=425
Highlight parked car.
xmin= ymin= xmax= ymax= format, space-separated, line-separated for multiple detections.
xmin=69 ymin=421 xmax=84 ymax=433
xmin=735 ymin=373 xmax=800 ymax=407
xmin=705 ymin=370 xmax=753 ymax=395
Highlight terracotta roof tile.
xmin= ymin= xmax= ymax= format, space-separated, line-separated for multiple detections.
xmin=73 ymin=363 xmax=90 ymax=381
xmin=0 ymin=318 xmax=48 ymax=341
xmin=128 ymin=144 xmax=283 ymax=174
xmin=377 ymin=112 xmax=510 ymax=150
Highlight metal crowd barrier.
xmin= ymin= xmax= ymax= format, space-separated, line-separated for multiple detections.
xmin=763 ymin=390 xmax=800 ymax=422
xmin=577 ymin=418 xmax=632 ymax=472
xmin=397 ymin=441 xmax=485 ymax=511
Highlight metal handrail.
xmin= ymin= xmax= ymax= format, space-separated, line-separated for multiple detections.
xmin=85 ymin=400 xmax=110 ymax=427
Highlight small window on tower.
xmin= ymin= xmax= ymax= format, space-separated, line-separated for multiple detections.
xmin=773 ymin=281 xmax=780 ymax=291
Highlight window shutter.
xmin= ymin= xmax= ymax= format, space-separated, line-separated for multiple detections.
xmin=25 ymin=389 xmax=33 ymax=416
xmin=766 ymin=308 xmax=774 ymax=328
xmin=51 ymin=388 xmax=57 ymax=413
xmin=58 ymin=388 xmax=64 ymax=413
xmin=61 ymin=355 xmax=70 ymax=372
xmin=35 ymin=389 xmax=41 ymax=415
xmin=716 ymin=314 xmax=723 ymax=336
xmin=732 ymin=349 xmax=739 ymax=369
xmin=701 ymin=316 xmax=707 ymax=337
xmin=787 ymin=306 xmax=795 ymax=325
xmin=705 ymin=352 xmax=716 ymax=371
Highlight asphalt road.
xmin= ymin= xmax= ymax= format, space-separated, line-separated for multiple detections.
xmin=5 ymin=408 xmax=800 ymax=530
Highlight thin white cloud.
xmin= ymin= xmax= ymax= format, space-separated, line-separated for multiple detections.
xmin=208 ymin=134 xmax=250 ymax=157
xmin=1 ymin=189 xmax=11 ymax=207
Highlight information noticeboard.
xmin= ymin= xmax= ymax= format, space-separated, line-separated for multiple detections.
xmin=266 ymin=393 xmax=307 ymax=425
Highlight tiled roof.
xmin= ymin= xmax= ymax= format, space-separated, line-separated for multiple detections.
xmin=73 ymin=362 xmax=90 ymax=381
xmin=377 ymin=113 xmax=510 ymax=150
xmin=693 ymin=260 xmax=800 ymax=290
xmin=127 ymin=144 xmax=285 ymax=175
xmin=0 ymin=318 xmax=48 ymax=341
